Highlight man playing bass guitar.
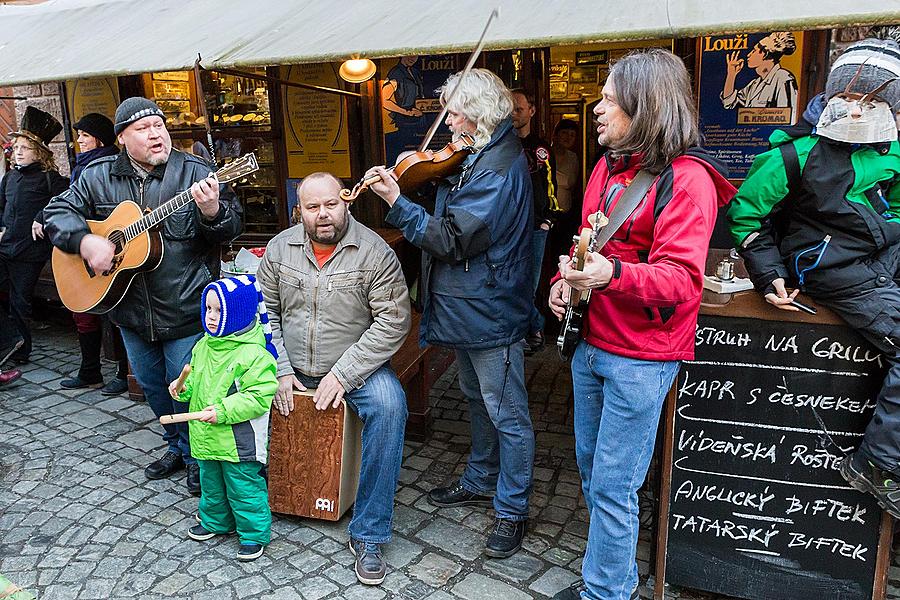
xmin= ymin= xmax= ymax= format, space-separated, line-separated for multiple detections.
xmin=43 ymin=97 xmax=243 ymax=496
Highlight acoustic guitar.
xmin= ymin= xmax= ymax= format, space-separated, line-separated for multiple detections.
xmin=557 ymin=210 xmax=608 ymax=361
xmin=52 ymin=153 xmax=259 ymax=314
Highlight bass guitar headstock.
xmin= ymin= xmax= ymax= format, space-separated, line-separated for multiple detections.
xmin=216 ymin=153 xmax=259 ymax=184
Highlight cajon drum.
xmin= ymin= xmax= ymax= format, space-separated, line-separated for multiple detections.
xmin=268 ymin=390 xmax=362 ymax=521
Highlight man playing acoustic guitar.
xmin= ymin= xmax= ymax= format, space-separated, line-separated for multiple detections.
xmin=43 ymin=97 xmax=243 ymax=496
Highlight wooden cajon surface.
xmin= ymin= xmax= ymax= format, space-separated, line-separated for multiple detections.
xmin=268 ymin=390 xmax=362 ymax=521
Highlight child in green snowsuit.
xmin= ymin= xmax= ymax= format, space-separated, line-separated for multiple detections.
xmin=169 ymin=274 xmax=278 ymax=562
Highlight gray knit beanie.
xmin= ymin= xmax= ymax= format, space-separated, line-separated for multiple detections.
xmin=114 ymin=97 xmax=166 ymax=134
xmin=826 ymin=38 xmax=900 ymax=110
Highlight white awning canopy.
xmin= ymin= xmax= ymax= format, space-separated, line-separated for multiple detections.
xmin=1 ymin=0 xmax=898 ymax=85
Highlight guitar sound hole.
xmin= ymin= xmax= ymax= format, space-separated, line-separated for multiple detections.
xmin=107 ymin=230 xmax=126 ymax=254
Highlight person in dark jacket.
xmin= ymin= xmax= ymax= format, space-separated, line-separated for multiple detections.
xmin=44 ymin=97 xmax=243 ymax=495
xmin=549 ymin=49 xmax=736 ymax=600
xmin=59 ymin=113 xmax=130 ymax=395
xmin=0 ymin=106 xmax=69 ymax=365
xmin=728 ymin=39 xmax=900 ymax=518
xmin=511 ymin=88 xmax=559 ymax=355
xmin=366 ymin=68 xmax=535 ymax=559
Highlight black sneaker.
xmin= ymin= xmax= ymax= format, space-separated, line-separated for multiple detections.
xmin=101 ymin=377 xmax=129 ymax=396
xmin=144 ymin=451 xmax=185 ymax=480
xmin=840 ymin=454 xmax=900 ymax=519
xmin=524 ymin=330 xmax=545 ymax=356
xmin=188 ymin=524 xmax=218 ymax=541
xmin=349 ymin=538 xmax=386 ymax=585
xmin=186 ymin=463 xmax=201 ymax=496
xmin=485 ymin=517 xmax=526 ymax=558
xmin=428 ymin=481 xmax=493 ymax=508
xmin=237 ymin=543 xmax=264 ymax=561
xmin=60 ymin=374 xmax=104 ymax=389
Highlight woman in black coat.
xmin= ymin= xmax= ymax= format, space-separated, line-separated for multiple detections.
xmin=0 ymin=107 xmax=69 ymax=365
xmin=58 ymin=113 xmax=130 ymax=394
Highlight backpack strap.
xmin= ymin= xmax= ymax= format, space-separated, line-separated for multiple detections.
xmin=779 ymin=142 xmax=801 ymax=198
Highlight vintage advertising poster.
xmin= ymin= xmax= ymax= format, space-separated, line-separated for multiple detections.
xmin=380 ymin=54 xmax=462 ymax=165
xmin=65 ymin=77 xmax=120 ymax=151
xmin=280 ymin=64 xmax=351 ymax=179
xmin=698 ymin=32 xmax=805 ymax=179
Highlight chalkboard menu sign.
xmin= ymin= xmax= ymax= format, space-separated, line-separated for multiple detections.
xmin=663 ymin=314 xmax=888 ymax=600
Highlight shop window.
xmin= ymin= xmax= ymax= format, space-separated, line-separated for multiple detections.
xmin=144 ymin=67 xmax=282 ymax=237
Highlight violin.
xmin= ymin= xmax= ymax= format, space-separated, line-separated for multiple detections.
xmin=340 ymin=7 xmax=499 ymax=204
xmin=339 ymin=133 xmax=476 ymax=203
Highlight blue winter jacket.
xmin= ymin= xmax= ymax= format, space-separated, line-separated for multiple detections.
xmin=386 ymin=118 xmax=533 ymax=349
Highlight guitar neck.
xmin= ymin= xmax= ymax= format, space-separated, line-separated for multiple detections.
xmin=124 ymin=189 xmax=194 ymax=241
xmin=121 ymin=153 xmax=258 ymax=243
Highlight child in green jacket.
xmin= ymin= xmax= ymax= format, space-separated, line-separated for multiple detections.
xmin=169 ymin=274 xmax=278 ymax=562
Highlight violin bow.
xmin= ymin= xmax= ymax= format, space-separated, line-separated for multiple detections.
xmin=417 ymin=7 xmax=500 ymax=152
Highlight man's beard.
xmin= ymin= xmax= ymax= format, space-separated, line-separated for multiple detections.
xmin=307 ymin=218 xmax=348 ymax=244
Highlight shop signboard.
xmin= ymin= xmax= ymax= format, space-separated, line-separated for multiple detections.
xmin=65 ymin=77 xmax=120 ymax=151
xmin=697 ymin=31 xmax=805 ymax=179
xmin=380 ymin=54 xmax=462 ymax=165
xmin=281 ymin=64 xmax=351 ymax=179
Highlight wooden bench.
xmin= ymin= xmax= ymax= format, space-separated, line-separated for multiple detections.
xmin=392 ymin=311 xmax=454 ymax=441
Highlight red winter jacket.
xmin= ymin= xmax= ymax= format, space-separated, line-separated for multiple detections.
xmin=558 ymin=150 xmax=736 ymax=361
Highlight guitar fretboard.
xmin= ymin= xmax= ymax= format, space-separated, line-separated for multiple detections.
xmin=123 ymin=189 xmax=195 ymax=242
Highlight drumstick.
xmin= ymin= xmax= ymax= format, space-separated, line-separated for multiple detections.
xmin=159 ymin=365 xmax=194 ymax=425
xmin=160 ymin=411 xmax=209 ymax=425
xmin=174 ymin=364 xmax=191 ymax=394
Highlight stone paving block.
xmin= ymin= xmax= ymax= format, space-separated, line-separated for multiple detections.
xmin=383 ymin=534 xmax=423 ymax=568
xmin=118 ymin=429 xmax=165 ymax=452
xmin=416 ymin=518 xmax=485 ymax=561
xmin=234 ymin=574 xmax=273 ymax=598
xmin=408 ymin=552 xmax=462 ymax=587
xmin=341 ymin=585 xmax=388 ymax=599
xmin=529 ymin=566 xmax=581 ymax=597
xmin=295 ymin=575 xmax=338 ymax=600
xmin=452 ymin=573 xmax=533 ymax=600
xmin=484 ymin=552 xmax=545 ymax=583
xmin=42 ymin=583 xmax=81 ymax=599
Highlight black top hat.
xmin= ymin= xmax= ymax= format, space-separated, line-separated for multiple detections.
xmin=12 ymin=106 xmax=63 ymax=152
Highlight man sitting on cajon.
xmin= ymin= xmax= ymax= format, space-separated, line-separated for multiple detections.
xmin=256 ymin=172 xmax=411 ymax=586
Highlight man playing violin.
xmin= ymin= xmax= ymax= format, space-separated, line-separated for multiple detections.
xmin=366 ymin=68 xmax=535 ymax=559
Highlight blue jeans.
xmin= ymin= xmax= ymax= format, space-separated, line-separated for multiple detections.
xmin=119 ymin=328 xmax=201 ymax=465
xmin=529 ymin=228 xmax=549 ymax=334
xmin=296 ymin=364 xmax=407 ymax=544
xmin=457 ymin=343 xmax=534 ymax=520
xmin=571 ymin=341 xmax=680 ymax=600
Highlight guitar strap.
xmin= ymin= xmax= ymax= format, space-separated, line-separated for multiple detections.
xmin=592 ymin=169 xmax=657 ymax=251
xmin=157 ymin=149 xmax=186 ymax=211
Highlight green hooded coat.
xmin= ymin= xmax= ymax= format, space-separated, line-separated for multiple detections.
xmin=177 ymin=322 xmax=278 ymax=463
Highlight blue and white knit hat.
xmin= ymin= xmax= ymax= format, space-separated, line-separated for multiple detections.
xmin=201 ymin=275 xmax=277 ymax=359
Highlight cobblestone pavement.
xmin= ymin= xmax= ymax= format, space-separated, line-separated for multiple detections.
xmin=2 ymin=317 xmax=899 ymax=599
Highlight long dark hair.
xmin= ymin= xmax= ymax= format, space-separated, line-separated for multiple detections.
xmin=607 ymin=49 xmax=699 ymax=173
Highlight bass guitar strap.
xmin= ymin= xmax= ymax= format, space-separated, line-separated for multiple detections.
xmin=591 ymin=169 xmax=657 ymax=251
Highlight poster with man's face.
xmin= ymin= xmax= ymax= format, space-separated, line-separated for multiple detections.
xmin=698 ymin=31 xmax=804 ymax=179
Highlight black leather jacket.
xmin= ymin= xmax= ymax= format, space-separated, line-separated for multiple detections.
xmin=44 ymin=149 xmax=243 ymax=341
xmin=0 ymin=163 xmax=69 ymax=261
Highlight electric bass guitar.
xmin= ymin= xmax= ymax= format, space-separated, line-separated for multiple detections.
xmin=557 ymin=210 xmax=608 ymax=361
xmin=52 ymin=153 xmax=259 ymax=314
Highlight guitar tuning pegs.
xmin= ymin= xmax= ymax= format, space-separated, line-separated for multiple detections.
xmin=572 ymin=235 xmax=580 ymax=244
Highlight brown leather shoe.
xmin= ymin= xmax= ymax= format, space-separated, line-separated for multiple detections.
xmin=0 ymin=369 xmax=22 ymax=385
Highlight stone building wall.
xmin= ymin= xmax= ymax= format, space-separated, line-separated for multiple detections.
xmin=12 ymin=82 xmax=70 ymax=177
